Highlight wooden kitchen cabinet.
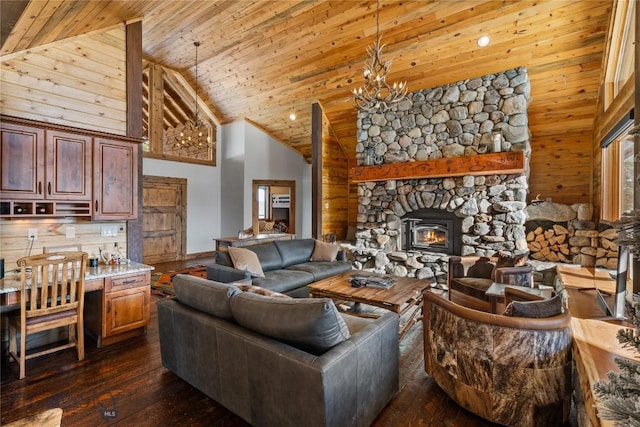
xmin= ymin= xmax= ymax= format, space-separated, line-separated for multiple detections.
xmin=0 ymin=121 xmax=44 ymax=199
xmin=93 ymin=138 xmax=138 ymax=220
xmin=45 ymin=130 xmax=92 ymax=200
xmin=0 ymin=115 xmax=140 ymax=219
xmin=0 ymin=123 xmax=91 ymax=200
xmin=84 ymin=271 xmax=150 ymax=347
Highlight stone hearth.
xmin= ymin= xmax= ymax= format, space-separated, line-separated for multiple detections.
xmin=353 ymin=68 xmax=531 ymax=279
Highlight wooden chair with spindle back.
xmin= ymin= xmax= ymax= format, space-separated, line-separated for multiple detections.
xmin=8 ymin=251 xmax=88 ymax=379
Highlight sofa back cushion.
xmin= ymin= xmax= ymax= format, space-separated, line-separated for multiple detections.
xmin=230 ymin=292 xmax=350 ymax=355
xmin=173 ymin=274 xmax=241 ymax=320
xmin=243 ymin=242 xmax=284 ymax=271
xmin=274 ymin=239 xmax=315 ymax=267
xmin=215 ymin=250 xmax=233 ymax=267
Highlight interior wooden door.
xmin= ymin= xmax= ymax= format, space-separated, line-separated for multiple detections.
xmin=142 ymin=176 xmax=186 ymax=264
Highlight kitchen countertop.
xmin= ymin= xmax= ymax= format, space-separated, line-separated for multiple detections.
xmin=0 ymin=261 xmax=154 ymax=294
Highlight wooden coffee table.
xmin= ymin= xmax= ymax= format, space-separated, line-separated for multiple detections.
xmin=308 ymin=271 xmax=433 ymax=339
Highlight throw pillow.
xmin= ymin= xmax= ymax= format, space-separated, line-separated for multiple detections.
xmin=228 ymin=246 xmax=265 ymax=278
xmin=310 ymin=239 xmax=339 ymax=262
xmin=263 ymin=221 xmax=275 ymax=231
xmin=172 ymin=274 xmax=241 ymax=320
xmin=491 ymin=251 xmax=528 ymax=280
xmin=503 ymin=295 xmax=563 ymax=318
xmin=235 ymin=283 xmax=290 ymax=299
xmin=230 ymin=292 xmax=350 ymax=355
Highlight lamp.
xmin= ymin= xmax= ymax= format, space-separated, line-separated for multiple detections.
xmin=171 ymin=41 xmax=213 ymax=149
xmin=352 ymin=0 xmax=408 ymax=112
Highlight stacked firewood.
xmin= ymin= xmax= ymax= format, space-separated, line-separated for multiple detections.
xmin=526 ymin=224 xmax=618 ymax=268
xmin=527 ymin=225 xmax=571 ymax=263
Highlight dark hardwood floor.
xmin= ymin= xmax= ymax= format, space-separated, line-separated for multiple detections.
xmin=1 ymin=257 xmax=497 ymax=426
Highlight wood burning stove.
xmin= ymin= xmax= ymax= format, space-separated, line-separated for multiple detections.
xmin=402 ymin=209 xmax=462 ymax=255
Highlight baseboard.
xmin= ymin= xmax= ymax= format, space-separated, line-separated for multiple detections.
xmin=182 ymin=251 xmax=215 ymax=261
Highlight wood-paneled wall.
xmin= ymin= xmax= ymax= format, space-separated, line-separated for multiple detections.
xmin=0 ymin=27 xmax=127 ymax=135
xmin=321 ymin=113 xmax=349 ymax=240
xmin=0 ymin=219 xmax=126 ymax=268
xmin=1 ymin=26 xmax=133 ymax=267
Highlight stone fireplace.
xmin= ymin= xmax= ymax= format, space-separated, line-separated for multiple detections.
xmin=351 ymin=67 xmax=532 ymax=279
xmin=401 ymin=208 xmax=462 ymax=255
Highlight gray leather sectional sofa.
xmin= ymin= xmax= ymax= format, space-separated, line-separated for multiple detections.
xmin=207 ymin=238 xmax=352 ymax=297
xmin=158 ymin=274 xmax=400 ymax=427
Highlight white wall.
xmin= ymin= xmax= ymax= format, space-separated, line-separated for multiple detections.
xmin=243 ymin=122 xmax=312 ymax=238
xmin=220 ymin=121 xmax=246 ymax=237
xmin=142 ymin=158 xmax=221 ymax=255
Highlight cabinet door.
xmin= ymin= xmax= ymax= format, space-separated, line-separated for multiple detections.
xmin=104 ymin=286 xmax=150 ymax=337
xmin=45 ymin=130 xmax=92 ymax=200
xmin=93 ymin=138 xmax=138 ymax=220
xmin=0 ymin=122 xmax=45 ymax=199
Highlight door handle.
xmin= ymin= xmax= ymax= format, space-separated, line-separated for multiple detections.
xmin=38 ymin=181 xmax=42 ymax=194
xmin=95 ymin=200 xmax=99 ymax=212
xmin=107 ymin=300 xmax=111 ymax=313
xmin=47 ymin=182 xmax=51 ymax=195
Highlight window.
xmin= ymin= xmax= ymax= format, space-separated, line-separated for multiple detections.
xmin=257 ymin=185 xmax=269 ymax=220
xmin=601 ymin=125 xmax=635 ymax=221
xmin=603 ymin=0 xmax=635 ymax=111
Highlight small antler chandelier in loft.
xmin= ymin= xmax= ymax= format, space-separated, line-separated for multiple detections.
xmin=173 ymin=41 xmax=213 ymax=148
xmin=352 ymin=0 xmax=408 ymax=112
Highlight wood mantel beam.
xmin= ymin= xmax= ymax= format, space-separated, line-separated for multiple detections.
xmin=351 ymin=151 xmax=525 ymax=183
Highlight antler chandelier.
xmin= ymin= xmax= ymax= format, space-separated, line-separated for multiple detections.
xmin=172 ymin=41 xmax=213 ymax=149
xmin=352 ymin=0 xmax=408 ymax=112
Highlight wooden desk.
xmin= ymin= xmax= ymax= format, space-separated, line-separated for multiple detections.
xmin=557 ymin=265 xmax=637 ymax=427
xmin=214 ymin=233 xmax=295 ymax=251
xmin=1 ymin=262 xmax=154 ymax=347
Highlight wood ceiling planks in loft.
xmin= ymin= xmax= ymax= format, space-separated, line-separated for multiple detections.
xmin=2 ymin=0 xmax=616 ymax=203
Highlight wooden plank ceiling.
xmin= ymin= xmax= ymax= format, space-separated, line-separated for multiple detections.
xmin=1 ymin=0 xmax=612 ymax=165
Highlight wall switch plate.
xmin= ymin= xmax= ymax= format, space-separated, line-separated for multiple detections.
xmin=101 ymin=225 xmax=118 ymax=237
xmin=28 ymin=228 xmax=38 ymax=241
xmin=66 ymin=227 xmax=76 ymax=239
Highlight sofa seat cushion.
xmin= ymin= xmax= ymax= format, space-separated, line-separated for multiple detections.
xmin=287 ymin=261 xmax=352 ymax=281
xmin=274 ymin=239 xmax=315 ymax=267
xmin=173 ymin=274 xmax=241 ymax=320
xmin=450 ymin=277 xmax=493 ymax=301
xmin=251 ymin=269 xmax=315 ymax=294
xmin=229 ymin=292 xmax=350 ymax=355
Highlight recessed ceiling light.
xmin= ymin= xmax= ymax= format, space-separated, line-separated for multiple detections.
xmin=477 ymin=35 xmax=490 ymax=47
xmin=289 ymin=113 xmax=296 ymax=121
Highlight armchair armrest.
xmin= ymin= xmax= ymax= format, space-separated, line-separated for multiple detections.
xmin=206 ymin=264 xmax=252 ymax=285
